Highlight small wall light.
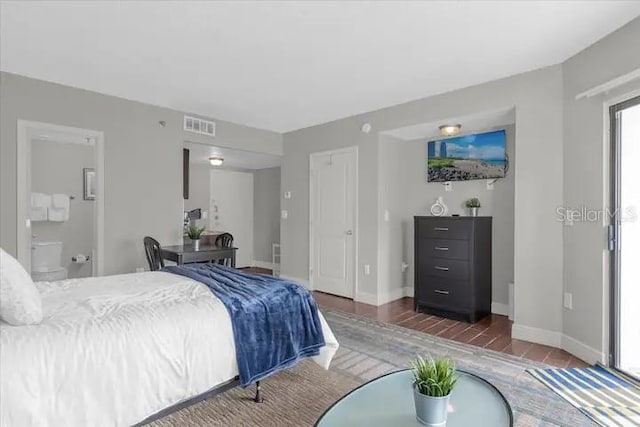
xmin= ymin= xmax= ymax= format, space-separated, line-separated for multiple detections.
xmin=439 ymin=124 xmax=462 ymax=137
xmin=209 ymin=156 xmax=224 ymax=166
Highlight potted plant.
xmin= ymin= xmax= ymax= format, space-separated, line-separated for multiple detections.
xmin=186 ymin=224 xmax=206 ymax=250
xmin=465 ymin=198 xmax=481 ymax=217
xmin=410 ymin=355 xmax=458 ymax=426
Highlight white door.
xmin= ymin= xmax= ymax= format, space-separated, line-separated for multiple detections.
xmin=611 ymin=96 xmax=640 ymax=378
xmin=209 ymin=169 xmax=254 ymax=268
xmin=310 ymin=148 xmax=357 ymax=298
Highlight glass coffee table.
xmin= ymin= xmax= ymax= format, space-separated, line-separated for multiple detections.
xmin=316 ymin=369 xmax=513 ymax=426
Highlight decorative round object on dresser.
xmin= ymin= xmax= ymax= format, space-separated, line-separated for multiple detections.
xmin=430 ymin=197 xmax=448 ymax=217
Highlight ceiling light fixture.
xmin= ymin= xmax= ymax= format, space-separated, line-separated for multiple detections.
xmin=209 ymin=156 xmax=224 ymax=166
xmin=439 ymin=124 xmax=462 ymax=137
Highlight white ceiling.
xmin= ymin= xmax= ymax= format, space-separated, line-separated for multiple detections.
xmin=2 ymin=1 xmax=639 ymax=132
xmin=383 ymin=107 xmax=516 ymax=141
xmin=185 ymin=142 xmax=281 ymax=170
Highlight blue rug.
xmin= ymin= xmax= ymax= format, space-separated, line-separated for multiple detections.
xmin=527 ymin=364 xmax=640 ymax=426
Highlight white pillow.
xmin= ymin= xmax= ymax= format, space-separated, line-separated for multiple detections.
xmin=0 ymin=248 xmax=43 ymax=325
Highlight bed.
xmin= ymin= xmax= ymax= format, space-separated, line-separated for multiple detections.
xmin=0 ymin=269 xmax=339 ymax=427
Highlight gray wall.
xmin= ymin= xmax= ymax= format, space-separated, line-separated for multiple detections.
xmin=0 ymin=72 xmax=282 ymax=274
xmin=31 ymin=139 xmax=95 ymax=278
xmin=253 ymin=167 xmax=281 ymax=264
xmin=562 ymin=18 xmax=640 ymax=355
xmin=378 ymin=125 xmax=515 ymax=306
xmin=282 ymin=65 xmax=564 ymax=336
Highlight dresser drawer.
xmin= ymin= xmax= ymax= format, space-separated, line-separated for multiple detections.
xmin=416 ymin=276 xmax=471 ymax=310
xmin=421 ymin=258 xmax=469 ymax=280
xmin=416 ymin=218 xmax=472 ymax=240
xmin=418 ymin=238 xmax=469 ymax=260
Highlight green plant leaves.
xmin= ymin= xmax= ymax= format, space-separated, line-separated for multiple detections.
xmin=187 ymin=224 xmax=206 ymax=240
xmin=410 ymin=355 xmax=459 ymax=397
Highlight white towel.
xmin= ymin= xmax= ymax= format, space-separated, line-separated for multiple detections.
xmin=30 ymin=193 xmax=51 ymax=222
xmin=48 ymin=194 xmax=70 ymax=222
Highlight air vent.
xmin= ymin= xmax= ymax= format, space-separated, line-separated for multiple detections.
xmin=184 ymin=115 xmax=215 ymax=137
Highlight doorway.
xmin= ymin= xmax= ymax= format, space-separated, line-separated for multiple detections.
xmin=610 ymin=95 xmax=640 ymax=378
xmin=17 ymin=121 xmax=104 ymax=277
xmin=309 ymin=147 xmax=358 ymax=298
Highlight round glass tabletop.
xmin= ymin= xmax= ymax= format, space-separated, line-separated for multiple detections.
xmin=316 ymin=369 xmax=513 ymax=427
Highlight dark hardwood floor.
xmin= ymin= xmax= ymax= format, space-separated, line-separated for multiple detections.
xmin=241 ymin=267 xmax=586 ymax=368
xmin=312 ymin=291 xmax=586 ymax=368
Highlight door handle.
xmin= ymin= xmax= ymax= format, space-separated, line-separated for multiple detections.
xmin=434 ymin=266 xmax=449 ymax=271
xmin=434 ymin=227 xmax=449 ymax=231
xmin=434 ymin=247 xmax=449 ymax=251
xmin=434 ymin=289 xmax=450 ymax=295
xmin=346 ymin=230 xmax=353 ymax=236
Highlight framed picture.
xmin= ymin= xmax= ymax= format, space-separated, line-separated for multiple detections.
xmin=83 ymin=168 xmax=96 ymax=200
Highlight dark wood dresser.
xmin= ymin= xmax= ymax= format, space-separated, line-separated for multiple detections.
xmin=414 ymin=216 xmax=492 ymax=323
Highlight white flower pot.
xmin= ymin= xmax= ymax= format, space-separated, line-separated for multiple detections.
xmin=413 ymin=384 xmax=450 ymax=426
xmin=192 ymin=238 xmax=201 ymax=251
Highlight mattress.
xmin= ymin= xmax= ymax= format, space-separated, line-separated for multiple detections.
xmin=0 ymin=271 xmax=339 ymax=427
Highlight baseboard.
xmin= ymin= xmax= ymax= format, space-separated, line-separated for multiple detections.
xmin=376 ymin=287 xmax=408 ymax=305
xmin=252 ymin=260 xmax=279 ymax=270
xmin=491 ymin=302 xmax=509 ymax=316
xmin=280 ymin=275 xmax=312 ymax=291
xmin=511 ymin=323 xmax=563 ymax=347
xmin=561 ymin=334 xmax=605 ymax=365
xmin=403 ymin=286 xmax=414 ymax=298
xmin=355 ymin=290 xmax=379 ymax=305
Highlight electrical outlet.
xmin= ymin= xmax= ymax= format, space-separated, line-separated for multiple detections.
xmin=384 ymin=210 xmax=390 ymax=222
xmin=202 ymin=211 xmax=208 ymax=219
xmin=135 ymin=267 xmax=145 ymax=273
xmin=364 ymin=264 xmax=371 ymax=275
xmin=444 ymin=182 xmax=453 ymax=192
xmin=284 ymin=191 xmax=292 ymax=199
xmin=563 ymin=292 xmax=573 ymax=310
xmin=281 ymin=210 xmax=288 ymax=219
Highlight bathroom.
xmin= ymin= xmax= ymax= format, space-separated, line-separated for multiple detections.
xmin=29 ymin=131 xmax=96 ymax=280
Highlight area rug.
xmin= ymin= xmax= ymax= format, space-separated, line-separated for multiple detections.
xmin=527 ymin=364 xmax=640 ymax=426
xmin=150 ymin=309 xmax=595 ymax=426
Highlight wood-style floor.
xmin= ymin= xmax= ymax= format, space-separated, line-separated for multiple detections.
xmin=312 ymin=292 xmax=586 ymax=368
xmin=241 ymin=267 xmax=586 ymax=368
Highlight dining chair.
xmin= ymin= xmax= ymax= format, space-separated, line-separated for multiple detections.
xmin=143 ymin=236 xmax=164 ymax=271
xmin=214 ymin=233 xmax=234 ymax=267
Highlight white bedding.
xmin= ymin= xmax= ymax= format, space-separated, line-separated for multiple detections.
xmin=0 ymin=272 xmax=339 ymax=427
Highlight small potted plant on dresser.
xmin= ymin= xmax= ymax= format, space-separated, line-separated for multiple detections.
xmin=465 ymin=197 xmax=481 ymax=217
xmin=410 ymin=355 xmax=458 ymax=426
xmin=187 ymin=224 xmax=206 ymax=250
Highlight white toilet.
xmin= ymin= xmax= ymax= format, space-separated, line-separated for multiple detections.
xmin=31 ymin=241 xmax=68 ymax=281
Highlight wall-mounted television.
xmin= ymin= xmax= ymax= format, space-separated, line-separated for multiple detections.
xmin=426 ymin=129 xmax=507 ymax=182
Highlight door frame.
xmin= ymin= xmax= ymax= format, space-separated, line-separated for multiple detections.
xmin=16 ymin=120 xmax=105 ymax=276
xmin=309 ymin=146 xmax=359 ymax=298
xmin=607 ymin=93 xmax=640 ymax=369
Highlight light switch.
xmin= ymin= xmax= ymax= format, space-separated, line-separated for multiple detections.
xmin=281 ymin=210 xmax=288 ymax=219
xmin=384 ymin=210 xmax=390 ymax=222
xmin=364 ymin=264 xmax=371 ymax=275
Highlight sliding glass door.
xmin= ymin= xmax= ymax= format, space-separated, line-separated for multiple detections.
xmin=610 ymin=95 xmax=640 ymax=379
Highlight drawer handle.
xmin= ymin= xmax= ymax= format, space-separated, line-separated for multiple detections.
xmin=434 ymin=227 xmax=449 ymax=231
xmin=434 ymin=289 xmax=450 ymax=295
xmin=434 ymin=266 xmax=449 ymax=271
xmin=434 ymin=246 xmax=449 ymax=251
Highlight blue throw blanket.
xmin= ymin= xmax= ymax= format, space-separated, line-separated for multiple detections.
xmin=163 ymin=263 xmax=325 ymax=386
